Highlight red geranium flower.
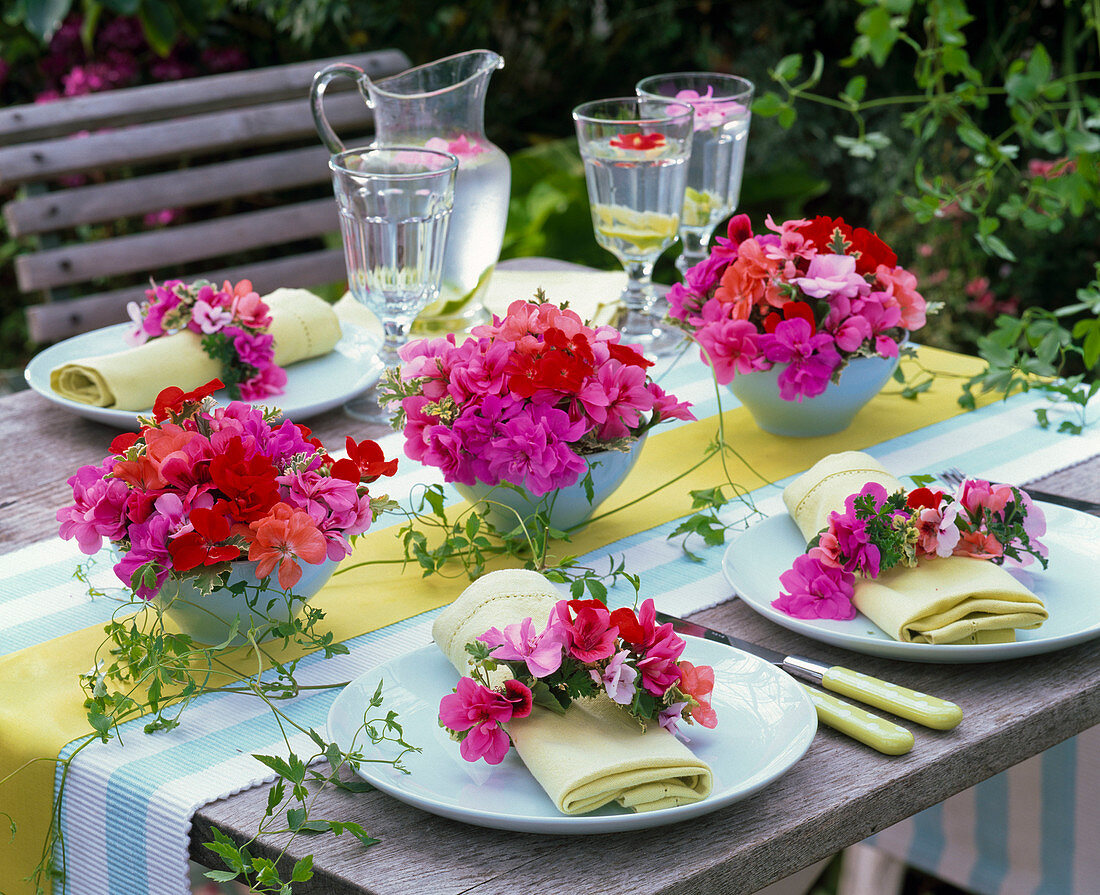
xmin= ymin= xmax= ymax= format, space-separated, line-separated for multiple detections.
xmin=609 ymin=131 xmax=666 ymax=151
xmin=764 ymin=300 xmax=817 ymax=335
xmin=153 ymin=378 xmax=224 ymax=421
xmin=797 ymin=216 xmax=897 ymax=275
xmin=906 ymin=487 xmax=944 ymax=511
xmin=208 ymin=436 xmax=279 ymax=522
xmin=168 ymin=506 xmax=240 ymax=571
xmin=330 ymin=437 xmax=399 ymax=484
xmin=109 ymin=431 xmax=141 ymax=455
xmin=607 ymin=342 xmax=654 ymax=369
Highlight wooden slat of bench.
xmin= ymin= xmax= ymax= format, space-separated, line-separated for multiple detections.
xmin=25 ymin=248 xmax=347 ymax=342
xmin=15 ymin=198 xmax=340 ymax=291
xmin=0 ymin=90 xmax=369 ymax=187
xmin=0 ymin=50 xmax=407 ymax=146
xmin=4 ymin=141 xmax=376 ymax=236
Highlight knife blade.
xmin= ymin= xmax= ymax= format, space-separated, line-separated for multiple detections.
xmin=1026 ymin=489 xmax=1100 ymax=514
xmin=657 ymin=611 xmax=963 ymax=731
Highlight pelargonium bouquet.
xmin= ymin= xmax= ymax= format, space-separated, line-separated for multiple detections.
xmin=667 ymin=214 xmax=928 ymax=401
xmin=439 ymin=598 xmax=717 ymax=764
xmin=58 ymin=379 xmax=398 ymax=599
xmin=774 ymin=479 xmax=1048 ymax=620
xmin=382 ymin=298 xmax=695 ymax=496
xmin=126 ymin=277 xmax=284 ymax=401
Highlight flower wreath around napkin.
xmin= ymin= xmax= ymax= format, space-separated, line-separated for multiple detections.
xmin=50 ymin=286 xmax=341 ymax=410
xmin=431 ymin=569 xmax=714 ymax=815
xmin=780 ymin=451 xmax=1048 ymax=644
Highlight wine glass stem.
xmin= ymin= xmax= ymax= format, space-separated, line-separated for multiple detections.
xmin=379 ymin=319 xmax=409 ymax=368
xmin=676 ymin=229 xmax=712 ymax=278
xmin=622 ymin=260 xmax=656 ymax=313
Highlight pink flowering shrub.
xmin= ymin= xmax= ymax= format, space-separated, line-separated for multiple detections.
xmin=668 ymin=214 xmax=927 ymax=401
xmin=773 ymin=478 xmax=1048 ymax=621
xmin=439 ymin=598 xmax=717 ymax=763
xmin=384 ymin=300 xmax=695 ymax=496
xmin=57 ymin=381 xmax=397 ymax=598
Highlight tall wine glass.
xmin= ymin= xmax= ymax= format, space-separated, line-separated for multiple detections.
xmin=636 ymin=72 xmax=754 ymax=278
xmin=572 ymin=97 xmax=693 ymax=356
xmin=330 ymin=146 xmax=458 ymax=422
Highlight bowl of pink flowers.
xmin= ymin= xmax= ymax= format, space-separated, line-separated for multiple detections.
xmin=382 ymin=298 xmax=695 ymax=531
xmin=668 ymin=214 xmax=927 ymax=437
xmin=57 ymin=379 xmax=398 ymax=643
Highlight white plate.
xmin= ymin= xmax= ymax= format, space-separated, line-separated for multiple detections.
xmin=326 ymin=637 xmax=816 ymax=834
xmin=24 ymin=322 xmax=384 ymax=430
xmin=723 ymin=502 xmax=1100 ymax=663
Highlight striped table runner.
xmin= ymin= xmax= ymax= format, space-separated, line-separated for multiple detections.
xmin=2 ymin=346 xmax=1097 ymax=895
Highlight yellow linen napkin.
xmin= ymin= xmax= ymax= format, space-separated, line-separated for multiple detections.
xmin=49 ymin=288 xmax=342 ymax=409
xmin=782 ymin=451 xmax=1048 ymax=644
xmin=431 ymin=569 xmax=713 ymax=814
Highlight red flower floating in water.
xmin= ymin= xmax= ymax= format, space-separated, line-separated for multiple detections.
xmin=609 ymin=131 xmax=666 ymax=151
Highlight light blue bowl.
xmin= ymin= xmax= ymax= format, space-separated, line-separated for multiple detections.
xmin=729 ymin=354 xmax=900 ymax=437
xmin=453 ymin=435 xmax=646 ymax=532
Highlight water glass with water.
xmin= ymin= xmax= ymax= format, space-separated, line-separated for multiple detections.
xmin=572 ymin=96 xmax=693 ymax=356
xmin=636 ymin=72 xmax=754 ymax=278
xmin=329 ymin=146 xmax=458 ymax=422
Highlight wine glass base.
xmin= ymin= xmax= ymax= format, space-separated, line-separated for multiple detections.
xmin=614 ymin=307 xmax=686 ymax=356
xmin=343 ymin=393 xmax=392 ymax=425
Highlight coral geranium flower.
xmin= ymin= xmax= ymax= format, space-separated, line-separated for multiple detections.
xmin=246 ymin=502 xmax=327 ymax=590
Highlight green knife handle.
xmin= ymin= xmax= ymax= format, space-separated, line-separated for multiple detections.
xmin=801 ymin=685 xmax=914 ymax=755
xmin=822 ymin=667 xmax=963 ymax=731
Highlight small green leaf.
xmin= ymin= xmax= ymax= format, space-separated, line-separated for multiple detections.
xmin=292 ymin=855 xmax=314 ymax=882
xmin=773 ymin=53 xmax=803 ymax=81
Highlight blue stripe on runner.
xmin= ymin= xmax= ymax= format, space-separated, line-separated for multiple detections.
xmin=968 ymin=773 xmax=1010 ymax=894
xmin=902 ymin=801 xmax=948 ymax=877
xmin=1036 ymin=737 xmax=1077 ymax=895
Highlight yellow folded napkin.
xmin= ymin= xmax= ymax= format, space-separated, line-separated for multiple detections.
xmin=782 ymin=452 xmax=1047 ymax=644
xmin=50 ymin=288 xmax=342 ymax=409
xmin=431 ymin=569 xmax=713 ymax=814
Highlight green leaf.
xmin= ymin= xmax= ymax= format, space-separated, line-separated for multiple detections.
xmin=751 ymin=92 xmax=787 ymax=118
xmin=773 ymin=54 xmax=802 ymax=81
xmin=139 ymin=0 xmax=179 ymax=57
xmin=292 ymin=855 xmax=314 ymax=883
xmin=842 ymin=75 xmax=867 ymax=103
xmin=204 ymin=870 xmax=242 ymax=883
xmin=24 ymin=0 xmax=70 ymax=41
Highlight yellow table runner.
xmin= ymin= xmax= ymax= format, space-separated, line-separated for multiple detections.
xmin=0 ymin=345 xmax=987 ymax=893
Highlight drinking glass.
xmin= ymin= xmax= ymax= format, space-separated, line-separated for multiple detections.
xmin=635 ymin=72 xmax=754 ymax=278
xmin=329 ymin=146 xmax=458 ymax=422
xmin=572 ymin=97 xmax=693 ymax=356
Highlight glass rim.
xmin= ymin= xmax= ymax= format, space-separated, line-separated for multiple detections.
xmin=329 ymin=145 xmax=459 ymax=178
xmin=635 ymin=72 xmax=755 ymax=101
xmin=571 ymin=96 xmax=694 ymax=126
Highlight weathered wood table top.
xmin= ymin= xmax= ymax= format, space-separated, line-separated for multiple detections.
xmin=3 ymin=380 xmax=1099 ymax=895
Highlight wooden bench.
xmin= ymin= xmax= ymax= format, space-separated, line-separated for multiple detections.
xmin=0 ymin=49 xmax=411 ymax=344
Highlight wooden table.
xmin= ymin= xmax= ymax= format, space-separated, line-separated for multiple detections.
xmin=3 ymin=384 xmax=1099 ymax=895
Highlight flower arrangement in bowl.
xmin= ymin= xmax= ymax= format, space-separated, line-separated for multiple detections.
xmin=667 ymin=214 xmax=928 ymax=436
xmin=440 ymin=597 xmax=717 ymax=764
xmin=776 ymin=478 xmax=1048 ymax=621
xmin=57 ymin=379 xmax=398 ymax=642
xmin=382 ymin=298 xmax=695 ymax=531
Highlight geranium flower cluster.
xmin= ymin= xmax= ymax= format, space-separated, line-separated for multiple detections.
xmin=125 ymin=278 xmax=285 ymax=401
xmin=439 ymin=598 xmax=718 ymax=764
xmin=58 ymin=380 xmax=398 ymax=599
xmin=385 ymin=299 xmax=694 ymax=495
xmin=667 ymin=214 xmax=928 ymax=401
xmin=774 ymin=479 xmax=1049 ymax=621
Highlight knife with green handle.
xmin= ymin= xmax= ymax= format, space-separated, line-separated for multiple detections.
xmin=801 ymin=685 xmax=915 ymax=755
xmin=656 ymin=611 xmax=963 ymax=732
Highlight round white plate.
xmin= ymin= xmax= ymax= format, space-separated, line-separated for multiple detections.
xmin=24 ymin=321 xmax=384 ymax=430
xmin=326 ymin=637 xmax=816 ymax=834
xmin=723 ymin=502 xmax=1100 ymax=663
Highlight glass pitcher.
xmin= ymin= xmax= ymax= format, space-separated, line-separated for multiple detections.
xmin=311 ymin=50 xmax=510 ymax=334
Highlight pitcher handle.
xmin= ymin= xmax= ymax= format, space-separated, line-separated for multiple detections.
xmin=310 ymin=62 xmax=369 ymax=154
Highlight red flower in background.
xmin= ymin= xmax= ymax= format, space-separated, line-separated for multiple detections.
xmin=797 ymin=216 xmax=897 ymax=274
xmin=153 ymin=378 xmax=224 ymax=421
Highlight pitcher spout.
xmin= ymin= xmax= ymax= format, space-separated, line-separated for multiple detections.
xmin=368 ymin=50 xmax=504 ymax=103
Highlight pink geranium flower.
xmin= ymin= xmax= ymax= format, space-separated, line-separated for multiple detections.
xmin=438 ymin=676 xmax=517 ymax=765
xmin=553 ymin=599 xmax=619 ymax=663
xmin=591 ymin=649 xmax=638 ymax=705
xmin=479 ymin=616 xmax=565 ymax=678
xmin=773 ymin=554 xmax=857 ymax=620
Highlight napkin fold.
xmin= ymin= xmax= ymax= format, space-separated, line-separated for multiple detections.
xmin=49 ymin=288 xmax=342 ymax=409
xmin=782 ymin=451 xmax=1048 ymax=644
xmin=431 ymin=569 xmax=713 ymax=814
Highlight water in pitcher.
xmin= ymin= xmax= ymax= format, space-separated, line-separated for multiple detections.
xmin=581 ymin=138 xmax=689 ymax=263
xmin=425 ymin=139 xmax=511 ymax=321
